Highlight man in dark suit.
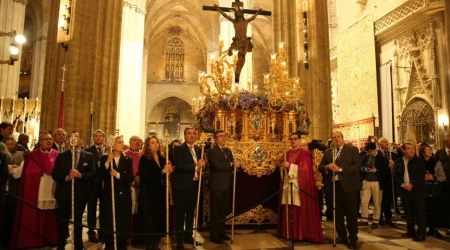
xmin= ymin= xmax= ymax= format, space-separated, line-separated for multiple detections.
xmin=434 ymin=134 xmax=450 ymax=235
xmin=319 ymin=131 xmax=361 ymax=249
xmin=83 ymin=129 xmax=106 ymax=242
xmin=52 ymin=131 xmax=96 ymax=250
xmin=378 ymin=137 xmax=399 ymax=226
xmin=52 ymin=128 xmax=67 ymax=152
xmin=173 ymin=127 xmax=206 ymax=250
xmin=394 ymin=143 xmax=427 ymax=242
xmin=207 ymin=130 xmax=239 ymax=244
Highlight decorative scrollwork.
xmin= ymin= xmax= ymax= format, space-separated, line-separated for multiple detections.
xmin=248 ymin=106 xmax=265 ymax=141
xmin=225 ymin=205 xmax=278 ymax=225
xmin=313 ymin=149 xmax=324 ymax=190
xmin=231 ymin=142 xmax=285 ymax=177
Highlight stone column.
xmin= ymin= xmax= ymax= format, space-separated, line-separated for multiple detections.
xmin=273 ymin=0 xmax=332 ymax=141
xmin=115 ymin=0 xmax=146 ymax=141
xmin=41 ymin=0 xmax=123 ymax=140
xmin=29 ymin=35 xmax=47 ymax=98
xmin=444 ymin=0 xmax=450 ymax=117
xmin=0 ymin=0 xmax=27 ymax=98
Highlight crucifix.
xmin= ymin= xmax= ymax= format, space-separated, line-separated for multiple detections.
xmin=203 ymin=0 xmax=271 ymax=83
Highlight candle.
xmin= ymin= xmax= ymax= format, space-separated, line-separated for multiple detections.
xmin=254 ymin=85 xmax=258 ymax=94
xmin=281 ymin=61 xmax=287 ymax=70
xmin=218 ymin=36 xmax=224 ymax=49
xmin=247 ymin=78 xmax=252 ymax=92
xmin=270 ymin=53 xmax=277 ymax=64
xmin=283 ymin=71 xmax=288 ymax=81
xmin=198 ymin=71 xmax=205 ymax=83
xmin=278 ymin=42 xmax=285 ymax=54
xmin=234 ymin=85 xmax=239 ymax=94
xmin=264 ymin=73 xmax=270 ymax=84
xmin=210 ymin=54 xmax=216 ymax=65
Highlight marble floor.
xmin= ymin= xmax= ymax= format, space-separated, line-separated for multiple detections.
xmin=53 ymin=219 xmax=450 ymax=250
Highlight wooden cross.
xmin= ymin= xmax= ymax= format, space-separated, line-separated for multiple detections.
xmin=203 ymin=0 xmax=272 ymax=16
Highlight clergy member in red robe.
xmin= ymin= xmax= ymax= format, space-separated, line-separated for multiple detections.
xmin=278 ymin=132 xmax=324 ymax=243
xmin=10 ymin=132 xmax=59 ymax=249
xmin=124 ymin=135 xmax=143 ymax=240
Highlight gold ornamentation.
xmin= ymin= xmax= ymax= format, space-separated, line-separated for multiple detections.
xmin=313 ymin=149 xmax=324 ymax=190
xmin=230 ymin=142 xmax=285 ymax=177
xmin=225 ymin=205 xmax=277 ymax=225
xmin=248 ymin=107 xmax=265 ymax=141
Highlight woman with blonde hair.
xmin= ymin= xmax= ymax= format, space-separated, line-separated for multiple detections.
xmin=99 ymin=135 xmax=134 ymax=250
xmin=137 ymin=136 xmax=172 ymax=250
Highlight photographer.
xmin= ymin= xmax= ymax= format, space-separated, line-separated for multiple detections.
xmin=359 ymin=142 xmax=389 ymax=229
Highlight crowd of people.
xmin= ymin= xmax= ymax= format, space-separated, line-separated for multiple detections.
xmin=0 ymin=120 xmax=449 ymax=250
xmin=317 ymin=133 xmax=450 ymax=249
xmin=0 ymin=123 xmax=243 ymax=250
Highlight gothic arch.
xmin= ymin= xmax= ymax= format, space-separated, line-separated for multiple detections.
xmin=147 ymin=91 xmax=193 ymax=118
xmin=400 ymin=97 xmax=435 ymax=145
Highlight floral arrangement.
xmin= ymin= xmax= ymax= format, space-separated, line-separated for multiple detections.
xmin=215 ymin=90 xmax=299 ymax=112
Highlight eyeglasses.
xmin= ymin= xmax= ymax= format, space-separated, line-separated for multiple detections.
xmin=289 ymin=138 xmax=299 ymax=141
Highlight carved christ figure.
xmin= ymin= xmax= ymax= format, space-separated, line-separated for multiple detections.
xmin=214 ymin=4 xmax=261 ymax=83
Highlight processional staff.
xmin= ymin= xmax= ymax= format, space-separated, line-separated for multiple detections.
xmin=284 ymin=144 xmax=289 ymax=240
xmin=164 ymin=130 xmax=172 ymax=250
xmin=193 ymin=133 xmax=208 ymax=246
xmin=330 ymin=142 xmax=337 ymax=248
xmin=389 ymin=143 xmax=397 ymax=220
xmin=107 ymin=135 xmax=118 ymax=250
xmin=231 ymin=139 xmax=238 ymax=243
xmin=69 ymin=135 xmax=78 ymax=249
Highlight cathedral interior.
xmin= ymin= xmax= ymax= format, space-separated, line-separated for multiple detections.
xmin=2 ymin=0 xmax=450 ymax=249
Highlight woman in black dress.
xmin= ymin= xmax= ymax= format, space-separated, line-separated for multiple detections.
xmin=137 ymin=136 xmax=172 ymax=249
xmin=99 ymin=135 xmax=134 ymax=250
xmin=420 ymin=144 xmax=444 ymax=238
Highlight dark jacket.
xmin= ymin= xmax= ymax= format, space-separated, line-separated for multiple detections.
xmin=207 ymin=145 xmax=233 ymax=192
xmin=52 ymin=150 xmax=96 ymax=202
xmin=173 ymin=143 xmax=202 ymax=192
xmin=394 ymin=155 xmax=427 ymax=200
xmin=319 ymin=144 xmax=362 ymax=193
xmin=361 ymin=152 xmax=390 ymax=190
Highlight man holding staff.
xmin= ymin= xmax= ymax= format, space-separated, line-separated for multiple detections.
xmin=52 ymin=131 xmax=96 ymax=250
xmin=173 ymin=127 xmax=205 ymax=250
xmin=207 ymin=130 xmax=239 ymax=244
xmin=319 ymin=131 xmax=361 ymax=250
xmin=278 ymin=132 xmax=323 ymax=243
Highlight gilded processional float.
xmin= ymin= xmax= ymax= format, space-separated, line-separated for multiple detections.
xmin=191 ymin=41 xmax=324 ymax=226
xmin=0 ymin=97 xmax=41 ymax=148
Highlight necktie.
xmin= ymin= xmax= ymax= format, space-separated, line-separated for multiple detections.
xmin=384 ymin=150 xmax=389 ymax=159
xmin=189 ymin=145 xmax=198 ymax=180
xmin=334 ymin=148 xmax=340 ymax=181
xmin=97 ymin=147 xmax=103 ymax=156
xmin=403 ymin=159 xmax=410 ymax=183
xmin=221 ymin=147 xmax=227 ymax=159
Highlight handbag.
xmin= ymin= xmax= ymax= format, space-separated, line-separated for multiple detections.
xmin=427 ymin=181 xmax=446 ymax=198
